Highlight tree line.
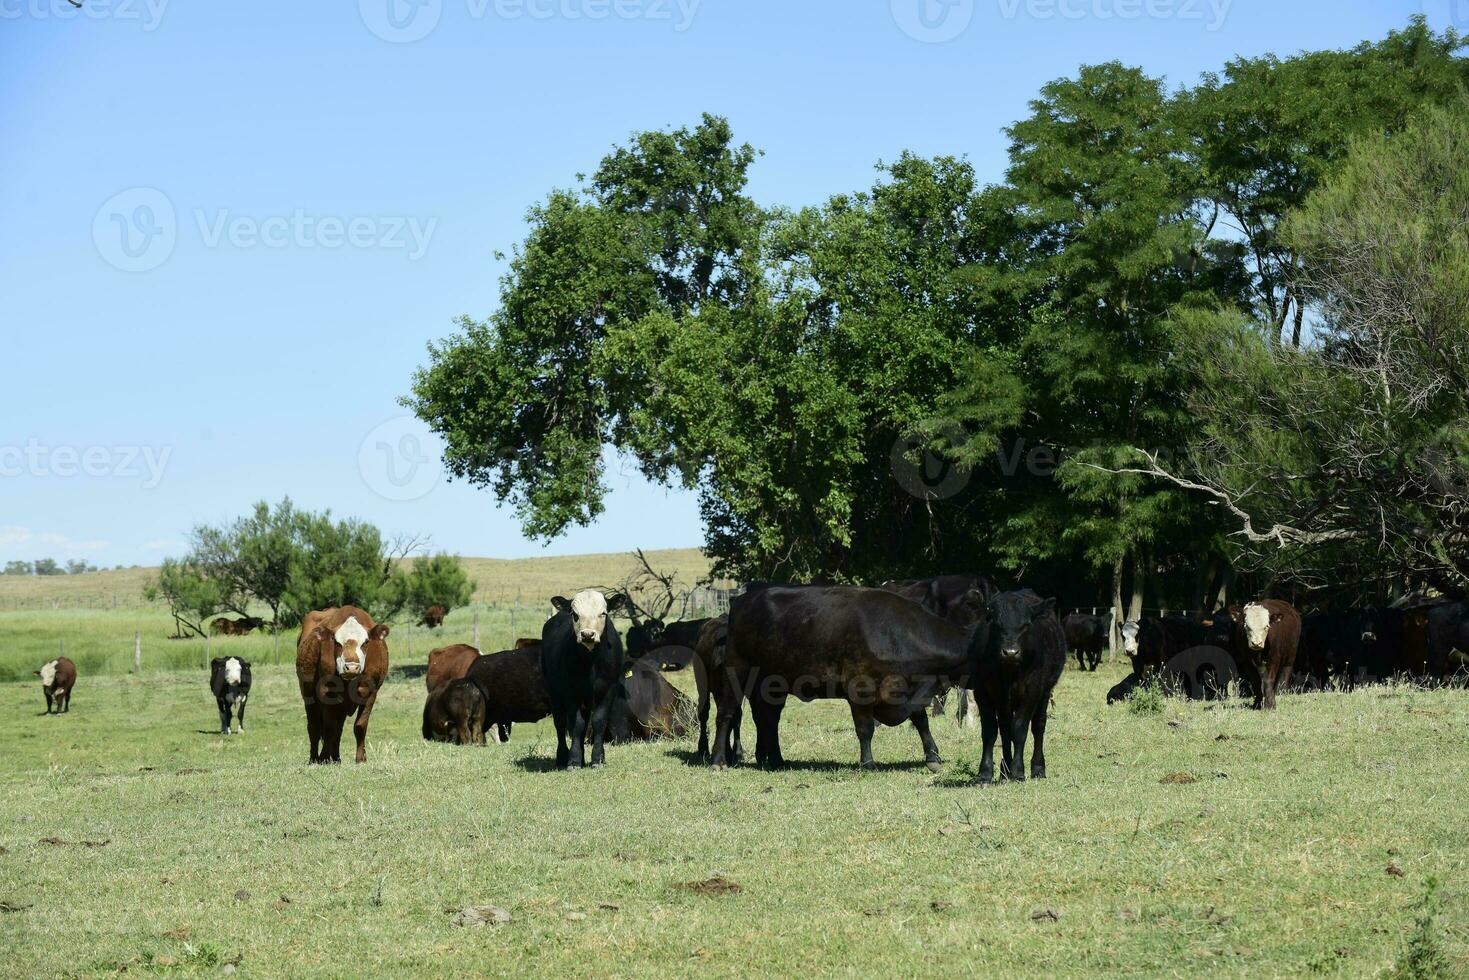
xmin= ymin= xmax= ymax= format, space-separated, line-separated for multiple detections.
xmin=146 ymin=498 xmax=475 ymax=638
xmin=2 ymin=560 xmax=104 ymax=576
xmin=406 ymin=18 xmax=1469 ymax=614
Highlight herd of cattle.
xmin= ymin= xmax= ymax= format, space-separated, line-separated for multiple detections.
xmin=31 ymin=575 xmax=1469 ymax=781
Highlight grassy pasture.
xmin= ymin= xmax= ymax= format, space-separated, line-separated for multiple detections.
xmin=1 ymin=647 xmax=1465 ymax=977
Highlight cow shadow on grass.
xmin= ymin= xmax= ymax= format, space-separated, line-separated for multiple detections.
xmin=509 ymin=755 xmax=563 ymax=773
xmin=661 ymin=747 xmax=938 ymax=773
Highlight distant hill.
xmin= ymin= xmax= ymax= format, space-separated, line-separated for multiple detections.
xmin=0 ymin=548 xmax=717 ymax=611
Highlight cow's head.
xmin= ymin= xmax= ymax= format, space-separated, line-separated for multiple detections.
xmin=37 ymin=660 xmax=57 ymax=689
xmin=320 ymin=616 xmax=389 ymax=676
xmin=1120 ymin=621 xmax=1141 ymax=656
xmin=224 ymin=657 xmax=243 ymax=686
xmin=551 ymin=590 xmax=626 ymax=649
xmin=988 ymin=593 xmax=1056 ymax=666
xmin=1242 ymin=603 xmax=1274 ymax=652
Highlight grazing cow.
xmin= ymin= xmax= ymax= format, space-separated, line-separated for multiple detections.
xmin=542 ymin=591 xmax=627 ymax=768
xmin=715 ymin=585 xmax=974 ymax=770
xmin=237 ymin=617 xmax=266 ymax=634
xmin=425 ymin=644 xmax=480 ymax=693
xmin=423 ymin=678 xmax=488 ymax=745
xmin=693 ymin=616 xmax=744 ymax=764
xmin=462 ymin=644 xmax=553 ymax=743
xmin=610 ymin=657 xmax=695 ymax=741
xmin=1231 ymin=599 xmax=1302 ymax=710
xmin=420 ymin=605 xmax=447 ymax=629
xmin=295 ymin=606 xmax=390 ymax=764
xmin=36 ymin=657 xmax=77 ymax=714
xmin=209 ymin=656 xmax=252 ymax=734
xmin=1062 ymin=612 xmax=1107 ymax=671
xmin=970 ymin=591 xmax=1065 ymax=782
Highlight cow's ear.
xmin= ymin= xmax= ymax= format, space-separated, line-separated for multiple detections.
xmin=371 ymin=624 xmax=391 ymax=641
xmin=606 ymin=592 xmax=627 ymax=614
xmin=550 ymin=596 xmax=571 ymax=614
xmin=1034 ymin=596 xmax=1057 ymax=618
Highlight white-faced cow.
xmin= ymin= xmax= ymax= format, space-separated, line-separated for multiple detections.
xmin=36 ymin=656 xmax=77 ymax=714
xmin=541 ymin=590 xmax=627 ymax=769
xmin=209 ymin=656 xmax=252 ymax=734
xmin=295 ymin=606 xmax=390 ymax=763
xmin=1231 ymin=599 xmax=1302 ymax=710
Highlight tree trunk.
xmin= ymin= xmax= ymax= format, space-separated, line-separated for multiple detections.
xmin=1127 ymin=550 xmax=1147 ymax=623
xmin=1212 ymin=562 xmax=1234 ymax=611
xmin=1109 ymin=553 xmax=1125 ymax=657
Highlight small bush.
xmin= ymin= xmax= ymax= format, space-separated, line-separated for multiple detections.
xmin=1383 ymin=876 xmax=1450 ymax=980
xmin=1127 ymin=680 xmax=1164 ymax=715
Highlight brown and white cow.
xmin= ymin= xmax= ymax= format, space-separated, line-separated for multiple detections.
xmin=295 ymin=606 xmax=390 ymax=763
xmin=36 ymin=656 xmax=77 ymax=714
xmin=1231 ymin=599 xmax=1302 ymax=710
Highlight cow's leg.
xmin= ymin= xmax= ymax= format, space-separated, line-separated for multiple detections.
xmin=304 ymin=700 xmax=323 ymax=764
xmin=710 ymin=667 xmax=742 ymax=770
xmin=44 ymin=690 xmax=53 ymax=715
xmin=955 ymin=688 xmax=977 ymax=729
xmin=751 ymin=693 xmax=786 ymax=770
xmin=589 ymin=694 xmax=612 ymax=768
xmin=1089 ymin=646 xmax=1102 ymax=671
xmin=977 ymin=698 xmax=998 ymax=785
xmin=696 ymin=682 xmax=711 ymax=762
xmin=931 ymin=687 xmax=947 ymax=717
xmin=327 ymin=705 xmax=348 ymax=764
xmin=1006 ymin=713 xmax=1030 ymax=783
xmin=728 ymin=708 xmax=744 ymax=764
xmin=850 ymin=703 xmax=877 ymax=769
xmin=1030 ymin=704 xmax=1049 ymax=779
xmin=218 ymin=699 xmax=231 ymax=735
xmin=552 ymin=708 xmax=571 ymax=769
xmin=569 ymin=706 xmax=588 ymax=769
xmin=909 ymin=708 xmax=943 ymax=771
xmin=235 ymin=696 xmax=247 ymax=733
xmin=353 ymin=693 xmax=377 ymax=763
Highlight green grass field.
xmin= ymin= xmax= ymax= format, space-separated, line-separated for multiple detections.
xmin=1 ymin=645 xmax=1464 ymax=977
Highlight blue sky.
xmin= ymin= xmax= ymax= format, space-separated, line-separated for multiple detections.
xmin=0 ymin=0 xmax=1453 ymax=567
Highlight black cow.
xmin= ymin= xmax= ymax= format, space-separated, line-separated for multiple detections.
xmin=1062 ymin=612 xmax=1107 ymax=671
xmin=971 ymin=591 xmax=1065 ymax=783
xmin=878 ymin=574 xmax=991 ymax=724
xmin=693 ymin=615 xmax=744 ymax=765
xmin=715 ymin=585 xmax=972 ymax=770
xmin=462 ymin=643 xmax=553 ymax=743
xmin=423 ymin=677 xmax=488 ymax=745
xmin=1107 ymin=614 xmax=1232 ymax=704
xmin=608 ymin=657 xmax=694 ymax=742
xmin=209 ymin=656 xmax=252 ymax=734
xmin=1426 ymin=601 xmax=1469 ymax=683
xmin=1299 ymin=610 xmax=1379 ymax=689
xmin=541 ymin=591 xmax=627 ymax=769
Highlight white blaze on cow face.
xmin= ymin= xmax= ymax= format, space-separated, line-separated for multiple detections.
xmin=335 ymin=616 xmax=370 ymax=675
xmin=1243 ymin=603 xmax=1271 ymax=651
xmin=39 ymin=660 xmax=58 ymax=688
xmin=224 ymin=657 xmax=243 ymax=686
xmin=1121 ymin=621 xmax=1140 ymax=656
xmin=571 ymin=590 xmax=610 ymax=649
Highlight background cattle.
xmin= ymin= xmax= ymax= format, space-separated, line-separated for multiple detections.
xmin=878 ymin=574 xmax=992 ymax=725
xmin=461 ymin=643 xmax=553 ymax=743
xmin=423 ymin=677 xmax=487 ymax=745
xmin=1426 ymin=601 xmax=1469 ymax=682
xmin=1231 ymin=599 xmax=1301 ymax=710
xmin=1062 ymin=612 xmax=1107 ymax=671
xmin=419 ymin=605 xmax=447 ymax=629
xmin=209 ymin=656 xmax=252 ymax=734
xmin=717 ymin=584 xmax=974 ymax=770
xmin=609 ymin=657 xmax=695 ymax=741
xmin=425 ymin=644 xmax=480 ymax=693
xmin=630 ymin=617 xmax=710 ymax=671
xmin=1107 ymin=613 xmax=1233 ymax=704
xmin=295 ymin=606 xmax=390 ymax=763
xmin=970 ymin=591 xmax=1065 ymax=783
xmin=36 ymin=656 xmax=76 ymax=714
xmin=514 ymin=637 xmax=540 ymax=649
xmin=541 ymin=591 xmax=627 ymax=768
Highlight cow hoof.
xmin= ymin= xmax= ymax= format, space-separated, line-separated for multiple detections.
xmin=711 ymin=762 xmax=727 ymax=772
xmin=926 ymin=761 xmax=944 ymax=773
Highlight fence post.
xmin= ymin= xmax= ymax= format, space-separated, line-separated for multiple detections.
xmin=134 ymin=631 xmax=141 ymax=673
xmin=273 ymin=630 xmax=281 ymax=667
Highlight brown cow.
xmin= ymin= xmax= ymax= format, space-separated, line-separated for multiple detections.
xmin=36 ymin=657 xmax=77 ymax=714
xmin=1231 ymin=599 xmax=1302 ymax=710
xmin=514 ymin=637 xmax=540 ymax=649
xmin=425 ymin=644 xmax=480 ymax=693
xmin=419 ymin=605 xmax=447 ymax=629
xmin=295 ymin=606 xmax=390 ymax=764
